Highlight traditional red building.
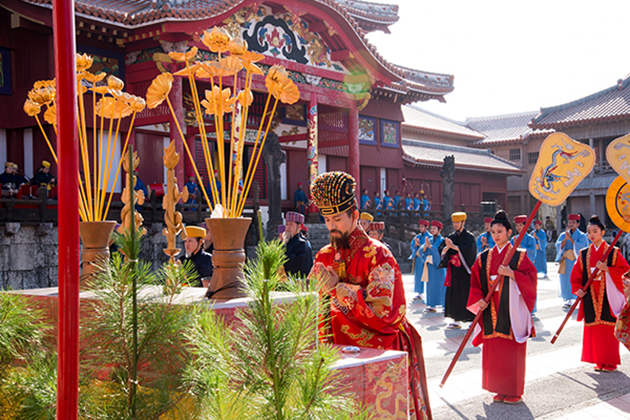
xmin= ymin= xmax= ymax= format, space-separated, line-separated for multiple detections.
xmin=0 ymin=0 xmax=454 ymax=216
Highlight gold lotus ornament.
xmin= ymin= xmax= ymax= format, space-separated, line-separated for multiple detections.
xmin=201 ymin=86 xmax=236 ymax=117
xmin=43 ymin=104 xmax=57 ymax=125
xmin=237 ymin=89 xmax=253 ymax=107
xmin=23 ymin=99 xmax=41 ymax=117
xmin=169 ymin=46 xmax=198 ymax=63
xmin=529 ymin=133 xmax=596 ymax=206
xmin=202 ymin=27 xmax=231 ymax=54
xmin=83 ymin=71 xmax=107 ymax=85
xmin=265 ymin=65 xmax=299 ymax=105
xmin=146 ymin=73 xmax=174 ymax=109
xmin=76 ymin=53 xmax=93 ymax=72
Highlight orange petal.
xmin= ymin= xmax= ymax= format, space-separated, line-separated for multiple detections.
xmin=23 ymin=99 xmax=41 ymax=117
xmin=146 ymin=73 xmax=174 ymax=109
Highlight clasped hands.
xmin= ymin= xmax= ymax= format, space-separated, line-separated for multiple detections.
xmin=311 ymin=262 xmax=340 ymax=294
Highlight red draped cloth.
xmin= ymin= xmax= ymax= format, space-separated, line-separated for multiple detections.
xmin=312 ymin=227 xmax=431 ymax=420
xmin=570 ymin=242 xmax=629 ymax=367
xmin=467 ymin=244 xmax=537 ymax=398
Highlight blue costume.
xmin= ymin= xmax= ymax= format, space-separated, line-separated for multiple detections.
xmin=383 ymin=195 xmax=392 ymax=210
xmin=476 ymin=231 xmax=495 ymax=255
xmin=134 ymin=176 xmax=148 ymax=211
xmin=511 ymin=232 xmax=537 ymax=264
xmin=393 ymin=194 xmax=401 ymax=209
xmin=422 ymin=197 xmax=430 ymax=217
xmin=294 ymin=187 xmax=308 ymax=215
xmin=410 ymin=230 xmax=430 ymax=295
xmin=532 ymin=227 xmax=548 ymax=276
xmin=555 ymin=228 xmax=589 ymax=301
xmin=405 ymin=196 xmax=413 ymax=210
xmin=423 ymin=233 xmax=447 ymax=308
xmin=184 ymin=180 xmax=198 ymax=204
xmin=360 ymin=193 xmax=370 ymax=209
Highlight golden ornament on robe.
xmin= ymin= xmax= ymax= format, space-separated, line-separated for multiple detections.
xmin=169 ymin=46 xmax=198 ymax=63
xmin=529 ymin=132 xmax=595 ymax=206
xmin=606 ymin=133 xmax=630 ymax=185
xmin=23 ymin=99 xmax=41 ymax=117
xmin=200 ymin=85 xmax=236 ymax=116
xmin=146 ymin=73 xmax=174 ymax=109
xmin=202 ymin=27 xmax=231 ymax=53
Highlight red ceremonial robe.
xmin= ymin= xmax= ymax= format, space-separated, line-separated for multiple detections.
xmin=467 ymin=244 xmax=537 ymax=398
xmin=312 ymin=227 xmax=431 ymax=420
xmin=570 ymin=242 xmax=629 ymax=367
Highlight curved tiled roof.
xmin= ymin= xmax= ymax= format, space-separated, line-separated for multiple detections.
xmin=402 ymin=139 xmax=525 ymax=175
xmin=20 ymin=0 xmax=454 ymax=99
xmin=530 ymin=76 xmax=630 ymax=129
xmin=402 ymin=105 xmax=484 ymax=140
xmin=465 ymin=111 xmax=552 ymax=147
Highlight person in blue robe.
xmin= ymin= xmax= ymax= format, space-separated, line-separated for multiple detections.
xmin=360 ymin=189 xmax=370 ymax=210
xmin=393 ymin=190 xmax=402 ymax=209
xmin=511 ymin=214 xmax=538 ymax=313
xmin=555 ymin=214 xmax=589 ymax=307
xmin=410 ymin=219 xmax=430 ymax=300
xmin=405 ymin=193 xmax=413 ymax=211
xmin=477 ymin=217 xmax=496 ymax=255
xmin=532 ymin=219 xmax=548 ymax=277
xmin=420 ymin=192 xmax=431 ymax=217
xmin=184 ymin=175 xmax=198 ymax=205
xmin=294 ymin=182 xmax=308 ymax=216
xmin=423 ymin=220 xmax=447 ymax=312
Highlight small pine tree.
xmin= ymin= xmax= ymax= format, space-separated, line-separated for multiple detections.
xmin=184 ymin=239 xmax=372 ymax=420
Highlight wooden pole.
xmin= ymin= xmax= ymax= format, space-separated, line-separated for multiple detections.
xmin=440 ymin=201 xmax=541 ymax=387
xmin=550 ymin=229 xmax=623 ymax=344
xmin=53 ymin=0 xmax=80 ymax=418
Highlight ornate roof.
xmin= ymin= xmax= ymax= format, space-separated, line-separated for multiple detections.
xmin=530 ymin=76 xmax=630 ymax=130
xmin=402 ymin=139 xmax=525 ymax=175
xmin=465 ymin=111 xmax=552 ymax=147
xmin=402 ymin=105 xmax=484 ymax=141
xmin=17 ymin=0 xmax=454 ymax=101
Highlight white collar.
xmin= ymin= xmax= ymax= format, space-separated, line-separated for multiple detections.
xmin=593 ymin=242 xmax=604 ymax=251
xmin=496 ymin=243 xmax=507 ymax=254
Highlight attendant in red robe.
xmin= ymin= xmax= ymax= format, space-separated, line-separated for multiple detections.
xmin=467 ymin=210 xmax=537 ymax=404
xmin=309 ymin=171 xmax=432 ymax=420
xmin=570 ymin=215 xmax=629 ymax=372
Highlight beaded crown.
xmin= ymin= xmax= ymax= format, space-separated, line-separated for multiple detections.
xmin=311 ymin=171 xmax=356 ymax=216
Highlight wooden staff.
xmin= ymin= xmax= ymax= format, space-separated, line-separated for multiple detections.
xmin=439 ymin=200 xmax=541 ymax=387
xmin=550 ymin=229 xmax=623 ymax=344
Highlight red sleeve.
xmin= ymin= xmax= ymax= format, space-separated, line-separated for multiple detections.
xmin=570 ymin=252 xmax=584 ymax=294
xmin=513 ymin=252 xmax=538 ymax=312
xmin=467 ymin=257 xmax=484 ymax=312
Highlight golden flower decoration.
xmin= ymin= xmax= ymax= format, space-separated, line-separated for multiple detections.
xmin=241 ymin=61 xmax=264 ymax=76
xmin=169 ymin=46 xmax=198 ymax=63
xmin=76 ymin=53 xmax=93 ymax=72
xmin=91 ymin=86 xmax=110 ymax=95
xmin=83 ymin=72 xmax=107 ymax=85
xmin=202 ymin=27 xmax=231 ymax=54
xmin=219 ymin=56 xmax=243 ymax=77
xmin=239 ymin=50 xmax=265 ymax=64
xmin=265 ymin=65 xmax=300 ymax=104
xmin=44 ymin=104 xmax=57 ymax=125
xmin=173 ymin=63 xmax=202 ymax=77
xmin=28 ymin=86 xmax=55 ymax=106
xmin=237 ymin=89 xmax=253 ymax=107
xmin=200 ymin=85 xmax=236 ymax=117
xmin=34 ymin=79 xmax=55 ymax=89
xmin=96 ymin=97 xmax=133 ymax=119
xmin=146 ymin=73 xmax=174 ymax=109
xmin=23 ymin=99 xmax=41 ymax=117
xmin=196 ymin=61 xmax=224 ymax=79
xmin=107 ymin=75 xmax=124 ymax=90
xmin=128 ymin=96 xmax=146 ymax=113
xmin=228 ymin=38 xmax=248 ymax=56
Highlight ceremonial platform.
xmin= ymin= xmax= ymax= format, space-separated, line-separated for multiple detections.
xmin=9 ymin=286 xmax=410 ymax=419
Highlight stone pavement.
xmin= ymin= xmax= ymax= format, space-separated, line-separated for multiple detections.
xmin=403 ymin=262 xmax=630 ymax=419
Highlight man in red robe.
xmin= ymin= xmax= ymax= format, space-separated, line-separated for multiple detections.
xmin=309 ymin=171 xmax=432 ymax=420
xmin=570 ymin=215 xmax=629 ymax=372
xmin=467 ymin=210 xmax=537 ymax=404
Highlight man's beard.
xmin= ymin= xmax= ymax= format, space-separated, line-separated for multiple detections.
xmin=329 ymin=229 xmax=351 ymax=249
xmin=282 ymin=231 xmax=292 ymax=244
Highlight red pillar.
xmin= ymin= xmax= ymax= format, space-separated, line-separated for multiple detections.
xmin=53 ymin=0 xmax=79 ymax=419
xmin=348 ymin=107 xmax=360 ymax=195
xmin=169 ymin=77 xmax=185 ymax=191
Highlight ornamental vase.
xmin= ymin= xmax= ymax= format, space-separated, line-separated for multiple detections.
xmin=79 ymin=221 xmax=116 ymax=287
xmin=204 ymin=217 xmax=251 ymax=299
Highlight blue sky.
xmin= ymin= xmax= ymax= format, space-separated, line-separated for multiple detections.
xmin=366 ymin=0 xmax=630 ymax=121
